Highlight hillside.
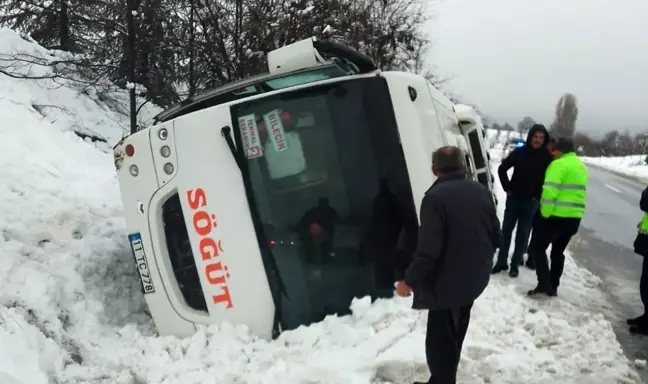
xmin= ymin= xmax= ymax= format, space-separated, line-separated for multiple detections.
xmin=0 ymin=28 xmax=161 ymax=383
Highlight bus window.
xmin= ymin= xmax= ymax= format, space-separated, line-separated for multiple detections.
xmin=468 ymin=130 xmax=486 ymax=169
xmin=264 ymin=66 xmax=348 ymax=90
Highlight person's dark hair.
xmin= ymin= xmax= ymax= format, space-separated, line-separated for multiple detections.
xmin=551 ymin=137 xmax=575 ymax=153
xmin=432 ymin=146 xmax=464 ymax=174
xmin=526 ymin=124 xmax=549 ymax=147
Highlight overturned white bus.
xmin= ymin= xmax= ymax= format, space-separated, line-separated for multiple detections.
xmin=113 ymin=37 xmax=495 ymax=340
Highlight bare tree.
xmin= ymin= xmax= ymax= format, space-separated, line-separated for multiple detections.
xmin=550 ymin=92 xmax=578 ymax=138
xmin=516 ymin=116 xmax=536 ymax=137
xmin=573 ymin=129 xmax=648 ymax=158
xmin=573 ymin=132 xmax=596 ymax=155
xmin=2 ymin=0 xmax=440 ymax=135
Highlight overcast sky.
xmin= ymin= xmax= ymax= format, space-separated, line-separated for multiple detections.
xmin=427 ymin=0 xmax=648 ymax=136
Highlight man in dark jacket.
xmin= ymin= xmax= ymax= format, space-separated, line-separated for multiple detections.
xmin=492 ymin=124 xmax=552 ymax=277
xmin=395 ymin=146 xmax=501 ymax=384
xmin=628 ymin=186 xmax=648 ymax=334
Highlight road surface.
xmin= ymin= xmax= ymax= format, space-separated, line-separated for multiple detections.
xmin=571 ymin=164 xmax=648 ymax=372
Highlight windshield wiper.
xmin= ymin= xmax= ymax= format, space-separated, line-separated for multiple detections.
xmin=221 ymin=126 xmax=288 ymax=337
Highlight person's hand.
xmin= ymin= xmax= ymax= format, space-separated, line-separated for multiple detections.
xmin=395 ymin=281 xmax=412 ymax=297
xmin=309 ymin=222 xmax=322 ymax=235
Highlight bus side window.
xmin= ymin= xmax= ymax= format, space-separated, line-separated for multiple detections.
xmin=467 ymin=130 xmax=486 ymax=169
xmin=464 ymin=153 xmax=474 ymax=179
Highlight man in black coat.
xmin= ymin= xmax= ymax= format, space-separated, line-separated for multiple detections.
xmin=629 ymin=186 xmax=648 ymax=334
xmin=395 ymin=146 xmax=501 ymax=384
xmin=492 ymin=124 xmax=552 ymax=277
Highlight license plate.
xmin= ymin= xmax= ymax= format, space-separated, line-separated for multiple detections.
xmin=128 ymin=233 xmax=155 ymax=294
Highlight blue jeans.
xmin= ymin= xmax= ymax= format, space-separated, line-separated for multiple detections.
xmin=496 ymin=195 xmax=538 ymax=268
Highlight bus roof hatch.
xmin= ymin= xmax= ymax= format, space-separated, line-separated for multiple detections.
xmin=267 ymin=37 xmax=378 ymax=77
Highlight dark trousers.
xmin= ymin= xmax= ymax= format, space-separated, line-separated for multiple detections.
xmin=526 ymin=209 xmax=543 ymax=263
xmin=496 ymin=196 xmax=538 ymax=268
xmin=641 ymin=257 xmax=648 ymax=314
xmin=530 ymin=217 xmax=581 ymax=290
xmin=372 ymin=258 xmax=396 ymax=299
xmin=424 ymin=303 xmax=473 ymax=384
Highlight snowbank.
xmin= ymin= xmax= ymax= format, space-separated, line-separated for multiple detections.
xmin=485 ymin=128 xmax=521 ymax=150
xmin=0 ymin=28 xmax=160 ymax=146
xmin=0 ymin=29 xmax=640 ymax=383
xmin=583 ymin=155 xmax=648 ymax=182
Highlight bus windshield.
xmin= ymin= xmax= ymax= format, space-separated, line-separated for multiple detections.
xmin=229 ymin=77 xmax=418 ymax=330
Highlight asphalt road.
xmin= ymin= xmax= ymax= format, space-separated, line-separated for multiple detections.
xmin=571 ymin=164 xmax=648 ymax=374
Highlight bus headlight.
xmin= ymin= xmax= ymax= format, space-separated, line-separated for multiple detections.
xmin=160 ymin=145 xmax=171 ymax=157
xmin=163 ymin=162 xmax=174 ymax=175
xmin=129 ymin=164 xmax=139 ymax=176
xmin=158 ymin=128 xmax=168 ymax=140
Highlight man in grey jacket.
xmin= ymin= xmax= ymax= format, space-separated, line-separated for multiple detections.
xmin=396 ymin=146 xmax=501 ymax=384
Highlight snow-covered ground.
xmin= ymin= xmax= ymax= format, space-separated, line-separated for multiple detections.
xmin=485 ymin=128 xmax=521 ymax=150
xmin=583 ymin=155 xmax=648 ymax=182
xmin=0 ymin=28 xmax=641 ymax=383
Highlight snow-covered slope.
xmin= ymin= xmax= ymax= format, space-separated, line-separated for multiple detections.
xmin=0 ymin=29 xmax=159 ymax=146
xmin=583 ymin=155 xmax=648 ymax=182
xmin=0 ymin=28 xmax=161 ymax=383
xmin=0 ymin=29 xmax=641 ymax=384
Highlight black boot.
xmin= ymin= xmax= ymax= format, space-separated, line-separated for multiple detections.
xmin=527 ymin=286 xmax=544 ymax=296
xmin=550 ymin=278 xmax=560 ymax=297
xmin=627 ymin=314 xmax=647 ymax=326
xmin=525 ymin=259 xmax=536 ymax=270
xmin=509 ymin=268 xmax=519 ymax=278
xmin=527 ymin=285 xmax=555 ymax=297
xmin=492 ymin=264 xmax=508 ymax=274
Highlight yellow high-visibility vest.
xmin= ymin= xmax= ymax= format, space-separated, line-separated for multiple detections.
xmin=540 ymin=152 xmax=588 ymax=219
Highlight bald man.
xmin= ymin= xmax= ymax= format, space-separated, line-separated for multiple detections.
xmin=396 ymin=146 xmax=501 ymax=384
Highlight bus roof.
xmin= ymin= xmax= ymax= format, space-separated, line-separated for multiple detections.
xmin=154 ymin=37 xmax=382 ymax=125
xmin=154 ymin=64 xmax=356 ymax=124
